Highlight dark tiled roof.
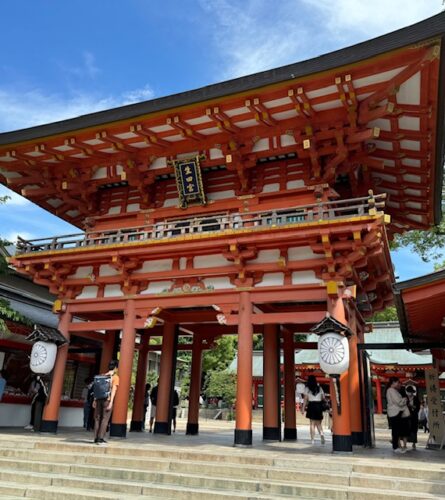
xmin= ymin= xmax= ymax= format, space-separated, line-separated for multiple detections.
xmin=310 ymin=313 xmax=353 ymax=337
xmin=26 ymin=324 xmax=67 ymax=345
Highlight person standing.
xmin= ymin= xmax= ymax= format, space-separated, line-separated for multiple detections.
xmin=386 ymin=377 xmax=408 ymax=454
xmin=0 ymin=370 xmax=7 ymax=401
xmin=149 ymin=381 xmax=158 ymax=433
xmin=301 ymin=375 xmax=326 ymax=445
xmin=92 ymin=360 xmax=119 ymax=445
xmin=25 ymin=375 xmax=48 ymax=431
xmin=81 ymin=378 xmax=93 ymax=430
xmin=398 ymin=386 xmax=411 ymax=451
xmin=418 ymin=401 xmax=429 ymax=433
xmin=172 ymin=389 xmax=179 ymax=433
xmin=406 ymin=386 xmax=420 ymax=449
xmin=143 ymin=383 xmax=151 ymax=430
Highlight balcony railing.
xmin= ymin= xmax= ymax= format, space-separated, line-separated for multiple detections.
xmin=15 ymin=193 xmax=386 ymax=255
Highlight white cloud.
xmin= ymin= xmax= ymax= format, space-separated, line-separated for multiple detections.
xmin=0 ymin=84 xmax=155 ymax=132
xmin=4 ymin=230 xmax=35 ymax=244
xmin=121 ymin=85 xmax=155 ymax=104
xmin=58 ymin=51 xmax=100 ymax=80
xmin=199 ymin=0 xmax=441 ymax=79
xmin=83 ymin=51 xmax=100 ymax=79
xmin=303 ymin=0 xmax=440 ymax=40
xmin=199 ymin=0 xmax=311 ymax=78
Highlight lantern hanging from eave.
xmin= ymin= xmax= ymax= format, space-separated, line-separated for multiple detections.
xmin=30 ymin=341 xmax=57 ymax=374
xmin=318 ymin=332 xmax=350 ymax=375
xmin=311 ymin=314 xmax=352 ymax=376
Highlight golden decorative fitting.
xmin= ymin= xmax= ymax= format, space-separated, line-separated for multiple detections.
xmin=52 ymin=299 xmax=63 ymax=313
xmin=326 ymin=281 xmax=338 ymax=296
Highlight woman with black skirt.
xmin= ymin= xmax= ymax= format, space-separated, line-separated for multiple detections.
xmin=301 ymin=375 xmax=326 ymax=445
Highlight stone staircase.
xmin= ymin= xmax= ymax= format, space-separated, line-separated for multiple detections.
xmin=0 ymin=435 xmax=443 ymax=499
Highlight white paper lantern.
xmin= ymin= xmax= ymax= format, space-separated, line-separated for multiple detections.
xmin=30 ymin=341 xmax=57 ymax=374
xmin=318 ymin=332 xmax=349 ymax=375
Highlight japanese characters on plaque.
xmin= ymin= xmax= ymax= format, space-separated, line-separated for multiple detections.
xmin=173 ymin=156 xmax=206 ymax=208
xmin=425 ymin=368 xmax=445 ymax=447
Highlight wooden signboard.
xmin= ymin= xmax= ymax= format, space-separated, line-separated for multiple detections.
xmin=425 ymin=368 xmax=445 ymax=448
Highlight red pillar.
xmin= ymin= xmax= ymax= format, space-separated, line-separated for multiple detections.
xmin=130 ymin=336 xmax=150 ymax=431
xmin=348 ymin=313 xmax=364 ymax=445
xmin=99 ymin=332 xmax=115 ymax=373
xmin=283 ymin=329 xmax=297 ymax=440
xmin=234 ymin=291 xmax=253 ymax=446
xmin=154 ymin=322 xmax=177 ymax=434
xmin=328 ymin=295 xmax=352 ymax=452
xmin=110 ymin=299 xmax=136 ymax=437
xmin=375 ymin=378 xmax=383 ymax=414
xmin=41 ymin=309 xmax=72 ymax=433
xmin=186 ymin=336 xmax=203 ymax=435
xmin=263 ymin=324 xmax=281 ymax=440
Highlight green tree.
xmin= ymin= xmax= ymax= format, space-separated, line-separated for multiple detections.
xmin=201 ymin=335 xmax=237 ymax=374
xmin=204 ymin=370 xmax=236 ymax=407
xmin=370 ymin=305 xmax=398 ymax=322
xmin=0 ymin=195 xmax=31 ymax=336
xmin=392 ymin=220 xmax=445 ymax=263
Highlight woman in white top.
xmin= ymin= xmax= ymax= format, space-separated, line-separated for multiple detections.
xmin=386 ymin=377 xmax=409 ymax=454
xmin=301 ymin=375 xmax=326 ymax=445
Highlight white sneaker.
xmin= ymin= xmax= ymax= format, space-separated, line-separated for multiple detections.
xmin=393 ymin=448 xmax=406 ymax=454
xmin=24 ymin=425 xmax=33 ymax=430
xmin=310 ymin=439 xmax=315 ymax=445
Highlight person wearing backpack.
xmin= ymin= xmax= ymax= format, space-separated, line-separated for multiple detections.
xmin=92 ymin=360 xmax=119 ymax=444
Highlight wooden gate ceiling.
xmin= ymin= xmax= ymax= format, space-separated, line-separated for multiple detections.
xmin=0 ymin=14 xmax=444 ymax=232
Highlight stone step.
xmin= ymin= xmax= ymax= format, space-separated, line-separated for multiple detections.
xmin=350 ymin=472 xmax=445 ymax=496
xmin=0 ymin=442 xmax=443 ymax=484
xmin=0 ymin=472 xmax=319 ymax=499
xmin=1 ymin=457 xmax=444 ymax=500
xmin=1 ymin=467 xmax=442 ymax=500
xmin=0 ymin=436 xmax=443 ymax=499
xmin=0 ymin=447 xmax=352 ymax=478
xmin=0 ymin=482 xmax=153 ymax=500
xmin=0 ymin=461 xmax=345 ymax=499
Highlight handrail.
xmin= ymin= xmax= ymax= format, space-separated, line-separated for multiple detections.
xmin=15 ymin=193 xmax=386 ymax=255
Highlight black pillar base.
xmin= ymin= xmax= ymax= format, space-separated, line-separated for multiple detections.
xmin=234 ymin=429 xmax=252 ymax=446
xmin=186 ymin=422 xmax=199 ymax=435
xmin=332 ymin=434 xmax=353 ymax=452
xmin=40 ymin=420 xmax=58 ymax=434
xmin=283 ymin=427 xmax=297 ymax=440
xmin=263 ymin=426 xmax=280 ymax=441
xmin=154 ymin=421 xmax=170 ymax=434
xmin=352 ymin=431 xmax=364 ymax=446
xmin=110 ymin=423 xmax=127 ymax=438
xmin=129 ymin=420 xmax=144 ymax=432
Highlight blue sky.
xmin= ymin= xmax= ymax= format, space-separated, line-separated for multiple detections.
xmin=0 ymin=0 xmax=442 ymax=281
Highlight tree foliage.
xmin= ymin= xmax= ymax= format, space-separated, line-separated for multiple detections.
xmin=370 ymin=305 xmax=398 ymax=322
xmin=201 ymin=335 xmax=237 ymax=374
xmin=0 ymin=195 xmax=32 ymax=337
xmin=392 ymin=219 xmax=445 ymax=262
xmin=204 ymin=370 xmax=236 ymax=406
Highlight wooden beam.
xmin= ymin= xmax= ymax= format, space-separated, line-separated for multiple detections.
xmin=224 ymin=310 xmax=325 ymax=325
